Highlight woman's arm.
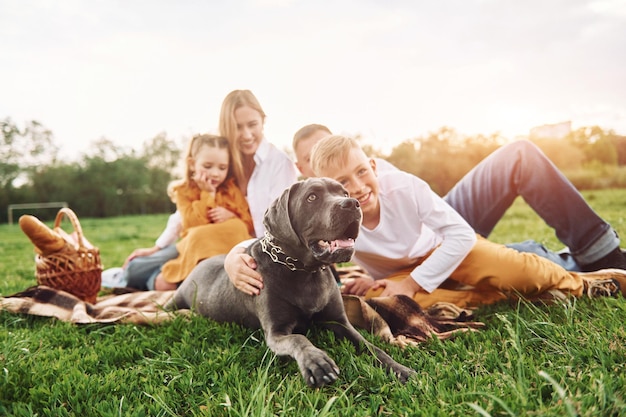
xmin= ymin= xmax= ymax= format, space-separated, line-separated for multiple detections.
xmin=224 ymin=239 xmax=263 ymax=295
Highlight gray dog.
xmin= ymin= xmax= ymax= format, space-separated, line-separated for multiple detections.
xmin=166 ymin=177 xmax=416 ymax=387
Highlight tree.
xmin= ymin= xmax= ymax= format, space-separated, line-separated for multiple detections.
xmin=611 ymin=135 xmax=626 ymax=166
xmin=385 ymin=128 xmax=507 ymax=195
xmin=565 ymin=126 xmax=618 ymax=166
xmin=0 ymin=118 xmax=59 ymax=189
xmin=142 ymin=132 xmax=183 ymax=176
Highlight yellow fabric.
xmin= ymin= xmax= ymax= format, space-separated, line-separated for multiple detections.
xmin=161 ymin=177 xmax=254 ymax=284
xmin=366 ymin=235 xmax=585 ymax=308
xmin=173 ymin=177 xmax=254 ymax=236
xmin=161 ymin=219 xmax=251 ymax=284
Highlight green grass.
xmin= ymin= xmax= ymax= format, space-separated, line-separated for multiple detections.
xmin=1 ymin=190 xmax=626 ymax=416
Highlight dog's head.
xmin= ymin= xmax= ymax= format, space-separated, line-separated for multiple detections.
xmin=264 ymin=178 xmax=361 ymax=267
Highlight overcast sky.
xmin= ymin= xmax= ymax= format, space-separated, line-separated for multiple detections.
xmin=2 ymin=0 xmax=625 ymax=159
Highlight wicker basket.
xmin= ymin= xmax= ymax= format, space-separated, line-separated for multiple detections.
xmin=35 ymin=208 xmax=102 ymax=303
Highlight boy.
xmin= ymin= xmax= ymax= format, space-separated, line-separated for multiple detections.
xmin=292 ymin=124 xmax=625 ymax=273
xmin=305 ymin=135 xmax=624 ymax=307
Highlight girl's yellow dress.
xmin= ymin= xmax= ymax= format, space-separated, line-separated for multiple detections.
xmin=161 ymin=177 xmax=254 ymax=284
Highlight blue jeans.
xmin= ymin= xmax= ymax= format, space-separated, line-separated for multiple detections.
xmin=122 ymin=244 xmax=179 ymax=290
xmin=506 ymin=240 xmax=580 ymax=272
xmin=442 ymin=140 xmax=620 ymax=270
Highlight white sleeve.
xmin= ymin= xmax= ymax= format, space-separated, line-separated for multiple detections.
xmin=409 ymin=186 xmax=476 ymax=292
xmin=155 ymin=211 xmax=182 ymax=248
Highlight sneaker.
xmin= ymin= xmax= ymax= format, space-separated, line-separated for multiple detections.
xmin=580 ymin=270 xmax=622 ymax=298
xmin=585 ymin=268 xmax=626 ymax=297
xmin=580 ymin=248 xmax=626 ymax=272
xmin=101 ymin=267 xmax=126 ymax=288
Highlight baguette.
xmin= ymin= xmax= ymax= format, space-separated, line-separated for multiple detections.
xmin=19 ymin=215 xmax=66 ymax=255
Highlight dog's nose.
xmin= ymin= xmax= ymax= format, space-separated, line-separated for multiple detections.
xmin=341 ymin=198 xmax=360 ymax=209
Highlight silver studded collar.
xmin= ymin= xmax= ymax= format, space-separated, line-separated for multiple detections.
xmin=259 ymin=231 xmax=325 ymax=273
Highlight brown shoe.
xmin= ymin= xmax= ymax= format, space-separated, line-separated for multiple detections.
xmin=580 ymin=271 xmax=622 ymax=298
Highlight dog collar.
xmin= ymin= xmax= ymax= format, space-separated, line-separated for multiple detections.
xmin=260 ymin=232 xmax=326 ymax=273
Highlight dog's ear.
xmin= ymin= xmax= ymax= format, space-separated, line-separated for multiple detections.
xmin=263 ymin=182 xmax=302 ymax=247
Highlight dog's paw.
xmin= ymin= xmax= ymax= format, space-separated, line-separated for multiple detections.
xmin=391 ymin=363 xmax=417 ymax=384
xmin=298 ymin=347 xmax=340 ymax=388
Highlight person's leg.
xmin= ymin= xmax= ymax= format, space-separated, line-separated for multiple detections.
xmin=452 ymin=236 xmax=621 ymax=298
xmin=506 ymin=240 xmax=580 ymax=271
xmin=123 ymin=244 xmax=179 ymax=290
xmin=443 ymin=140 xmax=623 ymax=270
xmin=154 ymin=272 xmax=177 ymax=291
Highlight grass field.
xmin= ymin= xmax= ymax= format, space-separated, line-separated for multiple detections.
xmin=1 ymin=190 xmax=626 ymax=416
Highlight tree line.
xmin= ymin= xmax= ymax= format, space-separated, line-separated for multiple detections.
xmin=2 ymin=117 xmax=625 ymax=223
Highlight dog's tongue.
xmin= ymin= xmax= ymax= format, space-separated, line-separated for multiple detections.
xmin=329 ymin=238 xmax=354 ymax=252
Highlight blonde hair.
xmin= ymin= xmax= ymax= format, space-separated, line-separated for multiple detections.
xmin=310 ymin=135 xmax=361 ymax=177
xmin=292 ymin=124 xmax=332 ymax=153
xmin=218 ymin=89 xmax=266 ymax=192
xmin=167 ymin=134 xmax=230 ymax=202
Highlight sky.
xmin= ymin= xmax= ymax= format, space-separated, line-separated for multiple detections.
xmin=2 ymin=0 xmax=626 ymax=160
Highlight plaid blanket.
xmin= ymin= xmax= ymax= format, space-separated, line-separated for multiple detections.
xmin=0 ymin=286 xmax=182 ymax=324
xmin=1 ymin=286 xmax=483 ymax=346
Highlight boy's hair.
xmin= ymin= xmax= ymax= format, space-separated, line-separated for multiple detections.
xmin=310 ymin=135 xmax=361 ymax=176
xmin=218 ymin=90 xmax=266 ymax=191
xmin=168 ymin=134 xmax=229 ymax=202
xmin=292 ymin=124 xmax=332 ymax=152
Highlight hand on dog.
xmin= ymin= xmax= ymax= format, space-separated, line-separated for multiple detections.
xmin=371 ymin=277 xmax=422 ymax=298
xmin=224 ymin=246 xmax=264 ymax=295
xmin=341 ymin=276 xmax=375 ymax=296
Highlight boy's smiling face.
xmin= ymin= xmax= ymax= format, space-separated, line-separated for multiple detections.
xmin=315 ymin=147 xmax=381 ymax=228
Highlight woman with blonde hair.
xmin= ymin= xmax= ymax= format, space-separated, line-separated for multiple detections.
xmin=219 ymin=89 xmax=298 ymax=238
xmin=104 ymin=90 xmax=299 ymax=289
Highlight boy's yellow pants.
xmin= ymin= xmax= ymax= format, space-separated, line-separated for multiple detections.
xmin=366 ymin=235 xmax=585 ymax=308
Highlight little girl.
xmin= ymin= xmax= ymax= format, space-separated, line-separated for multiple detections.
xmin=154 ymin=134 xmax=254 ymax=290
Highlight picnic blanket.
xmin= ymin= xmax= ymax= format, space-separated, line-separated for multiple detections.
xmin=0 ymin=285 xmax=483 ymax=347
xmin=0 ymin=286 xmax=182 ymax=324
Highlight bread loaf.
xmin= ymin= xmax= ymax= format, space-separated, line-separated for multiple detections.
xmin=19 ymin=215 xmax=66 ymax=255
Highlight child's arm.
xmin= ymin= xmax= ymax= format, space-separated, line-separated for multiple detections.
xmin=207 ymin=206 xmax=237 ymax=223
xmin=409 ymin=187 xmax=476 ymax=293
xmin=177 ymin=187 xmax=216 ymax=229
xmin=214 ymin=178 xmax=255 ymax=236
xmin=341 ymin=276 xmax=375 ymax=296
xmin=371 ymin=277 xmax=423 ymax=298
xmin=372 ymin=174 xmax=475 ymax=296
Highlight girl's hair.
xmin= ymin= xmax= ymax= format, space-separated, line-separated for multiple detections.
xmin=310 ymin=135 xmax=361 ymax=177
xmin=292 ymin=124 xmax=332 ymax=151
xmin=167 ymin=134 xmax=230 ymax=202
xmin=218 ymin=89 xmax=266 ymax=191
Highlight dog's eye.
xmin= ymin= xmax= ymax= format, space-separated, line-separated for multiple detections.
xmin=307 ymin=194 xmax=317 ymax=202
xmin=344 ymin=192 xmax=349 ymax=197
